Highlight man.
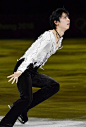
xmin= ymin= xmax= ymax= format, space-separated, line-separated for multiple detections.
xmin=0 ymin=8 xmax=70 ymax=127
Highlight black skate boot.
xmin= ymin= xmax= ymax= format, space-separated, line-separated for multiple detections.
xmin=8 ymin=105 xmax=28 ymax=124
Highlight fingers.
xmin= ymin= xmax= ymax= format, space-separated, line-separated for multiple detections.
xmin=7 ymin=74 xmax=14 ymax=78
xmin=8 ymin=77 xmax=14 ymax=82
xmin=16 ymin=78 xmax=18 ymax=83
xmin=7 ymin=76 xmax=18 ymax=84
xmin=12 ymin=78 xmax=15 ymax=84
xmin=7 ymin=73 xmax=19 ymax=84
xmin=8 ymin=77 xmax=18 ymax=84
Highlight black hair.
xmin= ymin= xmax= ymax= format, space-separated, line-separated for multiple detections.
xmin=49 ymin=8 xmax=69 ymax=29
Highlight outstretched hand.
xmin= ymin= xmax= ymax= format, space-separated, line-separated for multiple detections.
xmin=7 ymin=71 xmax=22 ymax=84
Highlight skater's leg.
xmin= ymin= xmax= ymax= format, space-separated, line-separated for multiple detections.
xmin=24 ymin=72 xmax=60 ymax=113
xmin=0 ymin=70 xmax=33 ymax=126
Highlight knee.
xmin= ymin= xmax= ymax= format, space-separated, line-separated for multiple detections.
xmin=51 ymin=81 xmax=60 ymax=93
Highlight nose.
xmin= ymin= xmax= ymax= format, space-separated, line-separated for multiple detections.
xmin=67 ymin=17 xmax=70 ymax=22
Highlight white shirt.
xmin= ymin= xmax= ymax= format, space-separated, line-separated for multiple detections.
xmin=17 ymin=31 xmax=63 ymax=73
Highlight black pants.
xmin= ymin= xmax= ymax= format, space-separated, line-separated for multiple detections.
xmin=1 ymin=59 xmax=60 ymax=126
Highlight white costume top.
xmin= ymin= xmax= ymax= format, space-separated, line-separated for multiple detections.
xmin=17 ymin=31 xmax=63 ymax=73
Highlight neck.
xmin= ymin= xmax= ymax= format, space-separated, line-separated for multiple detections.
xmin=55 ymin=27 xmax=65 ymax=37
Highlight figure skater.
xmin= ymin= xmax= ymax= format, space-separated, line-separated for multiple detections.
xmin=0 ymin=8 xmax=70 ymax=127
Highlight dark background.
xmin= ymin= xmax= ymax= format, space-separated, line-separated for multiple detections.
xmin=0 ymin=0 xmax=86 ymax=39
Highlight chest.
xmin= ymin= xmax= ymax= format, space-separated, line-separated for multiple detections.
xmin=50 ymin=31 xmax=61 ymax=49
xmin=55 ymin=39 xmax=61 ymax=49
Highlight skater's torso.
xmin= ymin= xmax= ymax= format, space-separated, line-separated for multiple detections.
xmin=16 ymin=30 xmax=63 ymax=73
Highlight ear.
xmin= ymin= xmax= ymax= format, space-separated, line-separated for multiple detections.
xmin=54 ymin=20 xmax=59 ymax=26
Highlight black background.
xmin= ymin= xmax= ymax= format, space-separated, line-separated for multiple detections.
xmin=0 ymin=0 xmax=86 ymax=39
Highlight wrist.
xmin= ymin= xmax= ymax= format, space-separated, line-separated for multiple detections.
xmin=17 ymin=70 xmax=22 ymax=74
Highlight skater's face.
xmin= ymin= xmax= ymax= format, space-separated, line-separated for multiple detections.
xmin=54 ymin=12 xmax=70 ymax=31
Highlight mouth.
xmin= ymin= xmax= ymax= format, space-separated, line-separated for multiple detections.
xmin=67 ymin=23 xmax=70 ymax=25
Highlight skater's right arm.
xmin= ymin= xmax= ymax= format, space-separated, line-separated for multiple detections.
xmin=7 ymin=31 xmax=52 ymax=84
xmin=7 ymin=71 xmax=21 ymax=84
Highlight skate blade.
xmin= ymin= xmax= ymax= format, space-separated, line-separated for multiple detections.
xmin=8 ymin=105 xmax=11 ymax=109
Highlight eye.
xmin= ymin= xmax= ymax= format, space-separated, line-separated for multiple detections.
xmin=64 ymin=16 xmax=69 ymax=19
xmin=64 ymin=16 xmax=67 ymax=19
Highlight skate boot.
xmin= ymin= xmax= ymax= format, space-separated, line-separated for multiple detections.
xmin=8 ymin=105 xmax=28 ymax=124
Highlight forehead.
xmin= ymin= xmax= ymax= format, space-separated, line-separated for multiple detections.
xmin=61 ymin=12 xmax=68 ymax=17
